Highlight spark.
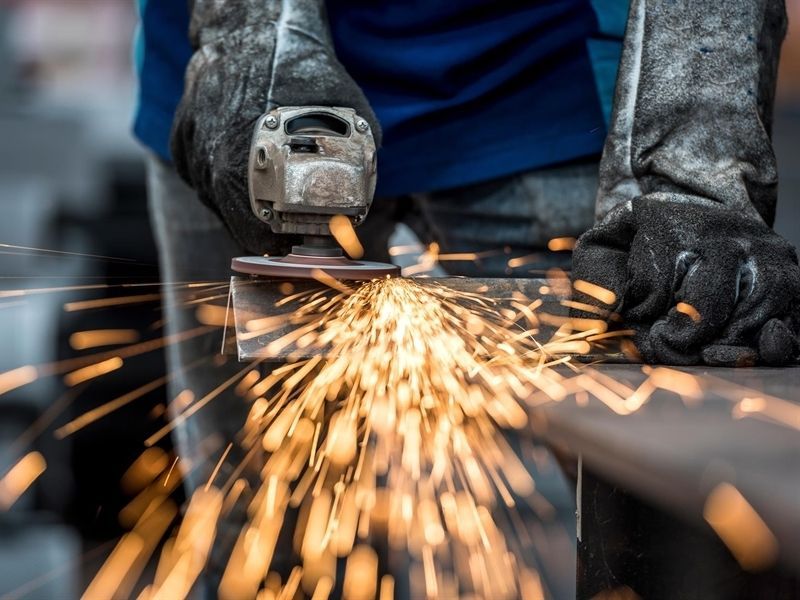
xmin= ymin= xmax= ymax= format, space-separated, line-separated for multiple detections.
xmin=311 ymin=268 xmax=353 ymax=295
xmin=69 ymin=329 xmax=141 ymax=350
xmin=676 ymin=301 xmax=701 ymax=322
xmin=63 ymin=357 xmax=124 ymax=387
xmin=0 ymin=242 xmax=139 ymax=263
xmin=205 ymin=443 xmax=233 ymax=491
xmin=0 ymin=451 xmax=47 ymax=509
xmin=572 ymin=279 xmax=617 ymax=306
xmin=144 ymin=360 xmax=265 ymax=447
xmin=64 ymin=292 xmax=164 ymax=312
xmin=546 ymin=237 xmax=576 ymax=252
xmin=330 ymin=215 xmax=365 ymax=259
xmin=164 ymin=456 xmax=181 ymax=487
xmin=82 ymin=534 xmax=146 ymax=599
xmin=388 ymin=243 xmax=425 ymax=256
xmin=343 ymin=545 xmax=378 ymax=600
xmin=55 ymin=375 xmax=167 ymax=438
xmin=704 ymin=482 xmax=778 ymax=571
xmin=82 ymin=499 xmax=177 ymax=600
xmin=15 ymin=241 xmax=798 ymax=600
xmin=205 ymin=277 xmax=597 ymax=598
xmin=121 ymin=448 xmax=170 ymax=494
xmin=0 ymin=280 xmax=220 ymax=301
xmin=0 ymin=365 xmax=39 ymax=396
xmin=507 ymin=254 xmax=541 ymax=269
xmin=195 ymin=303 xmax=231 ymax=326
xmin=647 ymin=367 xmax=704 ymax=402
xmin=44 ymin=325 xmax=215 ymax=377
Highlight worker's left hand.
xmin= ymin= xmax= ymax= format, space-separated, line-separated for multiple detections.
xmin=571 ymin=197 xmax=800 ymax=366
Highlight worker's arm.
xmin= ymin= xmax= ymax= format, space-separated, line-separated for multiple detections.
xmin=170 ymin=0 xmax=379 ymax=255
xmin=572 ymin=0 xmax=799 ymax=366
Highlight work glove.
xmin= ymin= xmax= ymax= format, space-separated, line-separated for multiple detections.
xmin=571 ymin=0 xmax=799 ymax=366
xmin=171 ymin=0 xmax=380 ymax=255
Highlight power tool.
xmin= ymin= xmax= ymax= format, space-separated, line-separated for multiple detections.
xmin=230 ymin=106 xmax=399 ymax=280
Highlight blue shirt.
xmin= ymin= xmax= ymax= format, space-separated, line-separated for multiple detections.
xmin=134 ymin=0 xmax=628 ymax=196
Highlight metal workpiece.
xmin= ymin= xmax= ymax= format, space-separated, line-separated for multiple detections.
xmin=248 ymin=106 xmax=377 ymax=237
xmin=227 ymin=277 xmax=600 ymax=361
xmin=541 ymin=364 xmax=800 ymax=596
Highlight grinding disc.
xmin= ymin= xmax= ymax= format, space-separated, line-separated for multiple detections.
xmin=232 ymin=254 xmax=400 ymax=280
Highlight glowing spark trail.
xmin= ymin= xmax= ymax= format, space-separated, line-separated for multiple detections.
xmin=0 ymin=451 xmax=47 ymax=510
xmin=204 ymin=277 xmax=591 ymax=599
xmin=8 ymin=244 xmax=795 ymax=599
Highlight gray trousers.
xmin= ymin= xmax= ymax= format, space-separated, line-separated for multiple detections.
xmin=146 ymin=156 xmax=595 ymax=596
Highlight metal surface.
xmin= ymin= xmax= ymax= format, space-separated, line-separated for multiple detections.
xmin=230 ymin=255 xmax=400 ymax=281
xmin=248 ymin=106 xmax=376 ymax=236
xmin=540 ymin=364 xmax=800 ymax=576
xmin=575 ymin=468 xmax=799 ymax=599
xmin=225 ymin=276 xmax=624 ymax=362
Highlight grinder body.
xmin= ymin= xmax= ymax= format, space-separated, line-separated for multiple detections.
xmin=232 ymin=106 xmax=399 ymax=280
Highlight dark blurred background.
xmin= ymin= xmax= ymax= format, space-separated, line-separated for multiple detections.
xmin=0 ymin=1 xmax=796 ymax=598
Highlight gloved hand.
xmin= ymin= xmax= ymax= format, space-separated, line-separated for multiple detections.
xmin=171 ymin=0 xmax=380 ymax=255
xmin=571 ymin=0 xmax=799 ymax=366
xmin=573 ymin=198 xmax=800 ymax=366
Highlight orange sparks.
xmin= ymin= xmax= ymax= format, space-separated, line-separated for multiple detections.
xmin=69 ymin=329 xmax=140 ymax=350
xmin=547 ymin=237 xmax=576 ymax=252
xmin=676 ymin=301 xmax=701 ymax=323
xmin=329 ymin=214 xmax=365 ymax=259
xmin=704 ymin=483 xmax=778 ymax=571
xmin=121 ymin=448 xmax=170 ymax=494
xmin=648 ymin=367 xmax=703 ymax=402
xmin=84 ymin=499 xmax=177 ymax=600
xmin=379 ymin=575 xmax=395 ymax=600
xmin=63 ymin=356 xmax=123 ymax=387
xmin=0 ymin=365 xmax=39 ymax=397
xmin=195 ymin=303 xmax=231 ymax=326
xmin=343 ymin=545 xmax=378 ymax=600
xmin=55 ymin=375 xmax=168 ymax=438
xmin=733 ymin=395 xmax=800 ymax=431
xmin=205 ymin=443 xmax=233 ymax=491
xmin=82 ymin=534 xmax=145 ymax=600
xmin=145 ymin=361 xmax=263 ymax=447
xmin=388 ymin=243 xmax=425 ymax=256
xmin=0 ymin=451 xmax=47 ymax=510
xmin=507 ymin=254 xmax=540 ymax=269
xmin=64 ymin=292 xmax=163 ymax=312
xmin=311 ymin=268 xmax=354 ymax=295
xmin=572 ymin=279 xmax=617 ymax=306
xmin=210 ymin=277 xmax=605 ymax=597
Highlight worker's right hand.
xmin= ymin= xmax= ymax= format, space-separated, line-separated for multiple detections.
xmin=170 ymin=0 xmax=380 ymax=256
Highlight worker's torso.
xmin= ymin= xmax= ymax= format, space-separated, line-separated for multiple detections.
xmin=134 ymin=0 xmax=628 ymax=195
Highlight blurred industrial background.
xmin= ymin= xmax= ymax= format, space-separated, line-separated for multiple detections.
xmin=0 ymin=1 xmax=797 ymax=598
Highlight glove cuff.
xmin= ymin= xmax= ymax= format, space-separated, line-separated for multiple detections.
xmin=596 ymin=0 xmax=787 ymax=226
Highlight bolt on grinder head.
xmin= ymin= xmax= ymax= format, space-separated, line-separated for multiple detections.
xmin=231 ymin=106 xmax=399 ymax=281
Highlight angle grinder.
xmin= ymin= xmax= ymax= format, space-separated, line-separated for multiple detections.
xmin=230 ymin=106 xmax=399 ymax=281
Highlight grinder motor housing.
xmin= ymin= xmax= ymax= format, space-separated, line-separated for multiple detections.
xmin=248 ymin=106 xmax=377 ymax=238
xmin=233 ymin=106 xmax=399 ymax=280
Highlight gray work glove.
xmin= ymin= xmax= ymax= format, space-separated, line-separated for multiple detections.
xmin=171 ymin=0 xmax=380 ymax=255
xmin=571 ymin=0 xmax=799 ymax=366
